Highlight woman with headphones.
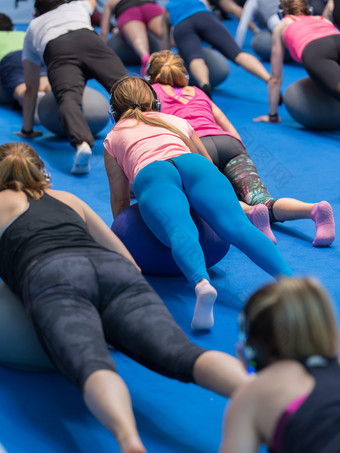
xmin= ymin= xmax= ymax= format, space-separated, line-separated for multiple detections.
xmin=255 ymin=0 xmax=340 ymax=123
xmin=104 ymin=76 xmax=293 ymax=331
xmin=219 ymin=277 xmax=340 ymax=452
xmin=146 ymin=50 xmax=335 ymax=247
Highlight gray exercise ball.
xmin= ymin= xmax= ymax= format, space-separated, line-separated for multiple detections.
xmin=251 ymin=30 xmax=293 ymax=62
xmin=189 ymin=47 xmax=230 ymax=88
xmin=0 ymin=282 xmax=55 ymax=372
xmin=0 ymin=77 xmax=13 ymax=105
xmin=108 ymin=31 xmax=161 ymax=66
xmin=284 ymin=77 xmax=340 ymax=130
xmin=38 ymin=87 xmax=109 ymax=137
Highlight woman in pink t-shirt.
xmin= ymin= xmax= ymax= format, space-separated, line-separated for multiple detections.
xmin=255 ymin=0 xmax=340 ymax=123
xmin=104 ymin=76 xmax=293 ymax=331
xmin=146 ymin=50 xmax=335 ymax=247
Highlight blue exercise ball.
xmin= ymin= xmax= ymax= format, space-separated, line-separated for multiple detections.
xmin=284 ymin=77 xmax=340 ymax=130
xmin=111 ymin=203 xmax=230 ymax=277
xmin=38 ymin=87 xmax=109 ymax=137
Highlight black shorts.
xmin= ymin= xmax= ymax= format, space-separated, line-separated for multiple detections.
xmin=21 ymin=249 xmax=205 ymax=389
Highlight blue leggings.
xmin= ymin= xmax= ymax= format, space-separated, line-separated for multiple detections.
xmin=133 ymin=154 xmax=293 ymax=284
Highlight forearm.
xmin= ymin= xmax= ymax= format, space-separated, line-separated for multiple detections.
xmin=268 ymin=76 xmax=282 ymax=115
xmin=22 ymin=88 xmax=38 ymax=132
xmin=100 ymin=4 xmax=113 ymax=41
xmin=111 ymin=196 xmax=130 ymax=219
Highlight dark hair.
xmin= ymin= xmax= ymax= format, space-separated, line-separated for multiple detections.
xmin=34 ymin=0 xmax=65 ymax=16
xmin=0 ymin=13 xmax=13 ymax=31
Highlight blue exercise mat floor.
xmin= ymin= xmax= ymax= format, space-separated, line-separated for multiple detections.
xmin=0 ymin=17 xmax=339 ymax=453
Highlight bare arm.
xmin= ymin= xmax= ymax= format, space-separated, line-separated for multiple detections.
xmin=219 ymin=382 xmax=260 ymax=453
xmin=18 ymin=60 xmax=41 ymax=136
xmin=104 ymin=148 xmax=131 ymax=219
xmin=191 ymin=130 xmax=214 ymax=163
xmin=253 ymin=21 xmax=286 ymax=123
xmin=323 ymin=0 xmax=334 ymax=20
xmin=100 ymin=0 xmax=119 ymax=42
xmin=211 ymin=102 xmax=242 ymax=140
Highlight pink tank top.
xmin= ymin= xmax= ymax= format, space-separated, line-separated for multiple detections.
xmin=284 ymin=15 xmax=339 ymax=62
xmin=104 ymin=111 xmax=193 ymax=182
xmin=152 ymin=83 xmax=232 ymax=138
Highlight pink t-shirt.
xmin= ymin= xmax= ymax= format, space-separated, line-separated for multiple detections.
xmin=284 ymin=15 xmax=339 ymax=63
xmin=104 ymin=111 xmax=194 ymax=182
xmin=152 ymin=83 xmax=232 ymax=138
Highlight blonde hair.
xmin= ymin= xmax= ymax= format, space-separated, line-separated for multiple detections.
xmin=147 ymin=50 xmax=188 ymax=87
xmin=281 ymin=0 xmax=309 ymax=16
xmin=0 ymin=142 xmax=50 ymax=200
xmin=110 ymin=77 xmax=196 ymax=152
xmin=244 ymin=277 xmax=339 ymax=363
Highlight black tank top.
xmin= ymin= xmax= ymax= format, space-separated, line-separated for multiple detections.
xmin=279 ymin=356 xmax=340 ymax=453
xmin=0 ymin=192 xmax=106 ymax=295
xmin=115 ymin=0 xmax=156 ymax=18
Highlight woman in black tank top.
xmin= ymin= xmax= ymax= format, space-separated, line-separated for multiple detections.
xmin=0 ymin=142 xmax=250 ymax=453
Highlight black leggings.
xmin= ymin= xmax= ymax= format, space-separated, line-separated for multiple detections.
xmin=200 ymin=135 xmax=278 ymax=220
xmin=21 ymin=249 xmax=205 ymax=389
xmin=302 ymin=34 xmax=340 ymax=102
xmin=44 ymin=29 xmax=127 ymax=148
xmin=173 ymin=11 xmax=241 ymax=65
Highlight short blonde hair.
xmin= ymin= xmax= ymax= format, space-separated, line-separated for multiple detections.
xmin=280 ymin=0 xmax=309 ymax=16
xmin=0 ymin=142 xmax=50 ymax=199
xmin=147 ymin=50 xmax=188 ymax=87
xmin=244 ymin=277 xmax=339 ymax=363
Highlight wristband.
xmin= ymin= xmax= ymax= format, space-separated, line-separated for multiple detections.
xmin=21 ymin=128 xmax=33 ymax=135
xmin=268 ymin=113 xmax=279 ymax=123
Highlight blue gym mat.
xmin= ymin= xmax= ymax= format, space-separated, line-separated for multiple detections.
xmin=0 ymin=16 xmax=339 ymax=453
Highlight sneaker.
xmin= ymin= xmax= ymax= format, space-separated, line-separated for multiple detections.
xmin=71 ymin=142 xmax=92 ymax=175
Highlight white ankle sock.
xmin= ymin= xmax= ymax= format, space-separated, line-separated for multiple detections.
xmin=191 ymin=280 xmax=217 ymax=330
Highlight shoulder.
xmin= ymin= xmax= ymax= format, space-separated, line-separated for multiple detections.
xmin=45 ymin=189 xmax=86 ymax=220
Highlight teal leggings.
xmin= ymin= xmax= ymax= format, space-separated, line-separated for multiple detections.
xmin=133 ymin=154 xmax=293 ymax=284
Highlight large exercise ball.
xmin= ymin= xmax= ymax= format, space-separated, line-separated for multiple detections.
xmin=284 ymin=77 xmax=340 ymax=130
xmin=251 ymin=30 xmax=293 ymax=62
xmin=0 ymin=282 xmax=55 ymax=372
xmin=111 ymin=203 xmax=230 ymax=277
xmin=0 ymin=77 xmax=13 ymax=104
xmin=38 ymin=87 xmax=109 ymax=137
xmin=108 ymin=31 xmax=161 ymax=66
xmin=188 ymin=47 xmax=230 ymax=88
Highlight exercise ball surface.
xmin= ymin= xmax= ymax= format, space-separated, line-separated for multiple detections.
xmin=284 ymin=77 xmax=340 ymax=130
xmin=111 ymin=204 xmax=230 ymax=276
xmin=108 ymin=32 xmax=160 ymax=66
xmin=0 ymin=282 xmax=55 ymax=372
xmin=38 ymin=87 xmax=109 ymax=137
xmin=189 ymin=47 xmax=230 ymax=88
xmin=251 ymin=30 xmax=292 ymax=62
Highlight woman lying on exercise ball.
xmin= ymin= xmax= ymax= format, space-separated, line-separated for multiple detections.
xmin=146 ymin=50 xmax=335 ymax=247
xmin=0 ymin=141 xmax=250 ymax=453
xmin=104 ymin=75 xmax=293 ymax=331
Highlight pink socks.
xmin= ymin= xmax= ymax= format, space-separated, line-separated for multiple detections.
xmin=247 ymin=204 xmax=277 ymax=244
xmin=140 ymin=55 xmax=150 ymax=77
xmin=310 ymin=201 xmax=335 ymax=247
xmin=191 ymin=280 xmax=217 ymax=330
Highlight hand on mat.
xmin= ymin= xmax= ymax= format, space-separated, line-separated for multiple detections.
xmin=14 ymin=130 xmax=43 ymax=138
xmin=253 ymin=114 xmax=281 ymax=123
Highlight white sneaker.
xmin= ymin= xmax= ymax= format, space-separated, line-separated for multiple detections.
xmin=71 ymin=142 xmax=92 ymax=175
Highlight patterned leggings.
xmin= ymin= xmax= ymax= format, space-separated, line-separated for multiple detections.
xmin=201 ymin=134 xmax=278 ymax=221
